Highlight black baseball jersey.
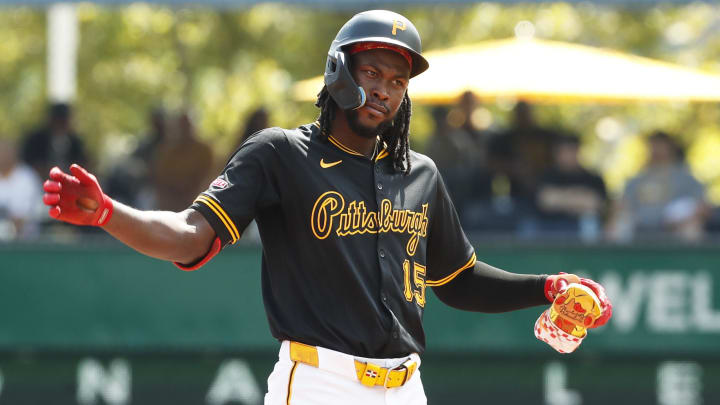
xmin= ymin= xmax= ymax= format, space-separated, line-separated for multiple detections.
xmin=191 ymin=122 xmax=476 ymax=358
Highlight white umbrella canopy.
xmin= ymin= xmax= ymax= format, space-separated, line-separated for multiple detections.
xmin=292 ymin=38 xmax=720 ymax=104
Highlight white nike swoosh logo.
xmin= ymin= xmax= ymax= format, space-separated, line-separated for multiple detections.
xmin=320 ymin=159 xmax=342 ymax=168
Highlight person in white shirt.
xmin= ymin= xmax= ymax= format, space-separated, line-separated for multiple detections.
xmin=0 ymin=138 xmax=43 ymax=240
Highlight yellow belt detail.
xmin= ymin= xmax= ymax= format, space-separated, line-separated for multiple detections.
xmin=289 ymin=341 xmax=319 ymax=367
xmin=288 ymin=342 xmax=416 ymax=388
xmin=354 ymin=358 xmax=416 ymax=388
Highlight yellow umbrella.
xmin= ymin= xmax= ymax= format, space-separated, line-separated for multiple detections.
xmin=292 ymin=38 xmax=720 ymax=104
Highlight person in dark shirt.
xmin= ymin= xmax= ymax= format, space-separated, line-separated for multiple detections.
xmin=535 ymin=134 xmax=607 ymax=239
xmin=21 ymin=103 xmax=88 ymax=179
xmin=105 ymin=107 xmax=168 ymax=208
xmin=490 ymin=101 xmax=559 ymax=216
xmin=234 ymin=107 xmax=270 ymax=151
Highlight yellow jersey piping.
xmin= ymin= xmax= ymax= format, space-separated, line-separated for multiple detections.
xmin=195 ymin=195 xmax=240 ymax=244
xmin=315 ymin=122 xmax=385 ymax=160
xmin=426 ymin=253 xmax=477 ymax=287
xmin=328 ymin=135 xmax=364 ymax=156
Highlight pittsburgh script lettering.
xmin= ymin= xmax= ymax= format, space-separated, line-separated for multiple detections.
xmin=311 ymin=191 xmax=429 ymax=256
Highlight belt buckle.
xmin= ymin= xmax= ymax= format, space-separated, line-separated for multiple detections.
xmin=385 ymin=359 xmax=416 ymax=388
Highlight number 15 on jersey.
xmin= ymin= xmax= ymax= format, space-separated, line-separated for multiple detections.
xmin=403 ymin=260 xmax=426 ymax=307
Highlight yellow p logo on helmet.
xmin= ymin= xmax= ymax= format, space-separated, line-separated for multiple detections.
xmin=392 ymin=20 xmax=406 ymax=36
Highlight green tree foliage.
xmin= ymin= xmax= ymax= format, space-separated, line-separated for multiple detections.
xmin=0 ymin=9 xmax=46 ymax=140
xmin=0 ymin=3 xmax=719 ymax=200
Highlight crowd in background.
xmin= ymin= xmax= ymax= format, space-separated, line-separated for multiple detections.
xmin=1 ymin=97 xmax=717 ymax=244
xmin=427 ymin=92 xmax=716 ymax=243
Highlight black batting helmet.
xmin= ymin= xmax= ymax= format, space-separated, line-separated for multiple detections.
xmin=324 ymin=10 xmax=429 ymax=111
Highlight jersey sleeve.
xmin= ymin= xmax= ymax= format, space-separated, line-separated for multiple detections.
xmin=425 ymin=171 xmax=477 ymax=287
xmin=190 ymin=128 xmax=285 ymax=247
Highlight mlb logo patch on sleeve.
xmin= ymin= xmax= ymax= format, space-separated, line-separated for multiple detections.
xmin=211 ymin=177 xmax=229 ymax=189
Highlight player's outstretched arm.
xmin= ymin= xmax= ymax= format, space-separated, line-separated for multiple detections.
xmin=432 ymin=261 xmax=550 ymax=313
xmin=43 ymin=164 xmax=215 ymax=265
xmin=431 ymin=263 xmax=586 ymax=313
xmin=432 ymin=263 xmax=612 ymax=328
xmin=103 ymin=203 xmax=215 ymax=264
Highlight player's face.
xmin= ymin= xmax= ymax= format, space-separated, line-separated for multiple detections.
xmin=348 ymin=49 xmax=410 ymax=138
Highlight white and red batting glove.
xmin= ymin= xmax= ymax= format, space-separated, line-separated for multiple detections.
xmin=536 ymin=273 xmax=613 ymax=353
xmin=43 ymin=164 xmax=114 ymax=226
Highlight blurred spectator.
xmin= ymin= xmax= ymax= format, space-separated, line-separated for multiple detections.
xmin=0 ymin=138 xmax=43 ymax=240
xmin=426 ymin=93 xmax=492 ymax=212
xmin=425 ymin=107 xmax=457 ymax=169
xmin=106 ymin=107 xmax=167 ymax=208
xmin=21 ymin=103 xmax=88 ymax=178
xmin=534 ymin=134 xmax=608 ymax=241
xmin=152 ymin=110 xmax=214 ymax=211
xmin=427 ymin=91 xmax=487 ymax=172
xmin=606 ymin=131 xmax=710 ymax=242
xmin=235 ymin=107 xmax=269 ymax=150
xmin=135 ymin=107 xmax=168 ymax=162
xmin=489 ymin=101 xmax=559 ymax=214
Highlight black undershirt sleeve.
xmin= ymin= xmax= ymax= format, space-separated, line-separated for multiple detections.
xmin=431 ymin=260 xmax=549 ymax=313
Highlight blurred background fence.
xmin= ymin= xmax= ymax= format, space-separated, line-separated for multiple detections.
xmin=3 ymin=242 xmax=720 ymax=403
xmin=2 ymin=0 xmax=720 ymax=404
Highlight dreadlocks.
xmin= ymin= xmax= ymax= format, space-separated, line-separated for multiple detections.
xmin=315 ymin=86 xmax=413 ymax=175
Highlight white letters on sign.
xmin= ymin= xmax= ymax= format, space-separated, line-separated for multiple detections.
xmin=543 ymin=362 xmax=581 ymax=405
xmin=657 ymin=361 xmax=702 ymax=405
xmin=647 ymin=272 xmax=688 ymax=332
xmin=599 ymin=272 xmax=646 ymax=332
xmin=692 ymin=272 xmax=720 ymax=332
xmin=77 ymin=358 xmax=131 ymax=405
xmin=206 ymin=359 xmax=262 ymax=405
xmin=594 ymin=271 xmax=720 ymax=334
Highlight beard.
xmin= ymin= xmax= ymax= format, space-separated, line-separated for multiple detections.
xmin=346 ymin=108 xmax=395 ymax=139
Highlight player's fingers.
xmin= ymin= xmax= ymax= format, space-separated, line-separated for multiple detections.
xmin=43 ymin=193 xmax=61 ymax=206
xmin=49 ymin=166 xmax=79 ymax=185
xmin=49 ymin=166 xmax=68 ymax=181
xmin=593 ymin=307 xmax=612 ymax=328
xmin=48 ymin=205 xmax=61 ymax=218
xmin=580 ymin=278 xmax=607 ymax=300
xmin=43 ymin=179 xmax=61 ymax=193
xmin=70 ymin=164 xmax=96 ymax=186
xmin=580 ymin=278 xmax=612 ymax=327
xmin=556 ymin=273 xmax=580 ymax=291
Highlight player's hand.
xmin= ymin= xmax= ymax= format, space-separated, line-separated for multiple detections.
xmin=545 ymin=272 xmax=612 ymax=329
xmin=544 ymin=272 xmax=580 ymax=302
xmin=42 ymin=164 xmax=114 ymax=226
xmin=579 ymin=277 xmax=612 ymax=328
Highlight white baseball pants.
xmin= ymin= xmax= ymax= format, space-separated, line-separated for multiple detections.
xmin=264 ymin=341 xmax=427 ymax=405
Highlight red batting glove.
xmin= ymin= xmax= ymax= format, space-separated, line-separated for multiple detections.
xmin=544 ymin=272 xmax=580 ymax=302
xmin=580 ymin=277 xmax=613 ymax=328
xmin=544 ymin=272 xmax=613 ymax=329
xmin=43 ymin=164 xmax=114 ymax=226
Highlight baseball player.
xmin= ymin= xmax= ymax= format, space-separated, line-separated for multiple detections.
xmin=42 ymin=10 xmax=612 ymax=405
